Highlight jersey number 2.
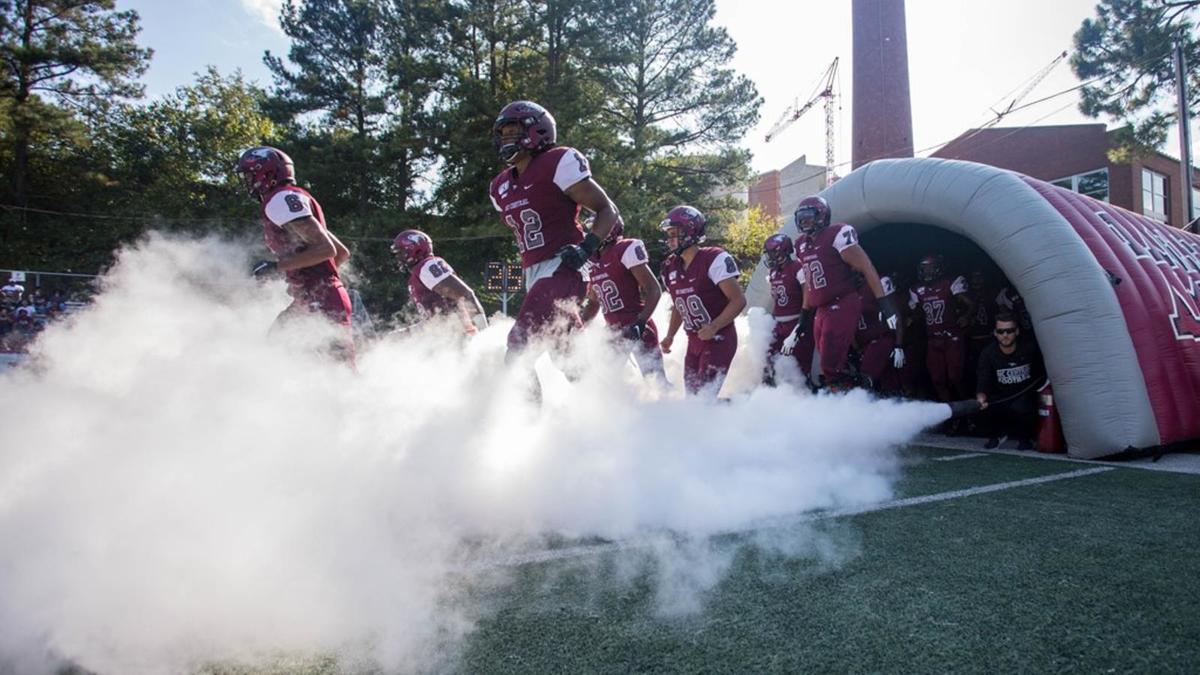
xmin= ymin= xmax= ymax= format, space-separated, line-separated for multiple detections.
xmin=505 ymin=208 xmax=545 ymax=252
xmin=597 ymin=279 xmax=625 ymax=313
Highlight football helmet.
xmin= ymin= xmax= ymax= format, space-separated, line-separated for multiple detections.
xmin=391 ymin=229 xmax=434 ymax=272
xmin=793 ymin=196 xmax=831 ymax=236
xmin=918 ymin=254 xmax=943 ymax=283
xmin=762 ymin=233 xmax=794 ymax=269
xmin=659 ymin=205 xmax=706 ymax=257
xmin=235 ymin=146 xmax=295 ymax=201
xmin=493 ymin=101 xmax=557 ymax=164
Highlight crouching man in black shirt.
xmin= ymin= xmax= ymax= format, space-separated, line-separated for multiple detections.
xmin=976 ymin=313 xmax=1045 ymax=450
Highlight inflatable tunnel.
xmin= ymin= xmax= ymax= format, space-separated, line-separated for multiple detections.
xmin=746 ymin=157 xmax=1200 ymax=459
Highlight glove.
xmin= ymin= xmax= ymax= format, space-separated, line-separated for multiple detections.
xmin=781 ymin=328 xmax=800 ymax=355
xmin=878 ymin=294 xmax=899 ymax=331
xmin=795 ymin=308 xmax=813 ymax=337
xmin=891 ymin=346 xmax=906 ymax=369
xmin=557 ymin=232 xmax=602 ymax=271
xmin=251 ymin=259 xmax=279 ymax=278
xmin=622 ymin=321 xmax=645 ymax=341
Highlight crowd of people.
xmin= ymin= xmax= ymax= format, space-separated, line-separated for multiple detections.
xmin=0 ymin=278 xmax=79 ymax=354
xmin=85 ymin=98 xmax=1048 ymax=450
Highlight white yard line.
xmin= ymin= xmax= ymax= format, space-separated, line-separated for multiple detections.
xmin=913 ymin=433 xmax=1200 ymax=475
xmin=479 ymin=466 xmax=1114 ymax=570
xmin=931 ymin=452 xmax=989 ymax=462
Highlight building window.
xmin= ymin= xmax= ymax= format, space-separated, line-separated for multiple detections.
xmin=1050 ymin=168 xmax=1109 ymax=202
xmin=1142 ymin=169 xmax=1168 ymax=222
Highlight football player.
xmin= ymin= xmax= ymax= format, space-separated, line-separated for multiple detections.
xmin=790 ymin=196 xmax=899 ymax=391
xmin=761 ymin=233 xmax=814 ymax=386
xmin=855 ymin=272 xmax=905 ymax=394
xmin=391 ymin=229 xmax=487 ymax=335
xmin=908 ymin=254 xmax=975 ymax=403
xmin=659 ymin=206 xmax=747 ymax=396
xmin=236 ymin=146 xmax=355 ymax=363
xmin=488 ymin=101 xmax=622 ymax=393
xmin=580 ymin=219 xmax=665 ymax=379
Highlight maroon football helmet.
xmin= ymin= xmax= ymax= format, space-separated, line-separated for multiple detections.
xmin=235 ymin=146 xmax=295 ymax=201
xmin=493 ymin=101 xmax=557 ymax=164
xmin=918 ymin=253 xmax=944 ymax=283
xmin=762 ymin=233 xmax=794 ymax=269
xmin=659 ymin=205 xmax=706 ymax=257
xmin=794 ymin=195 xmax=831 ymax=236
xmin=391 ymin=229 xmax=434 ymax=272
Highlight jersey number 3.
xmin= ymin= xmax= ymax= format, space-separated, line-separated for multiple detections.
xmin=505 ymin=208 xmax=545 ymax=252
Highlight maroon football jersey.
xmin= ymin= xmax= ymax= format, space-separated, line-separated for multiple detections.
xmin=796 ymin=223 xmax=860 ymax=307
xmin=856 ymin=276 xmax=896 ymax=346
xmin=588 ymin=238 xmax=651 ymax=326
xmin=908 ymin=276 xmax=968 ymax=337
xmin=407 ymin=255 xmax=456 ymax=317
xmin=662 ymin=247 xmax=740 ymax=335
xmin=768 ymin=259 xmax=806 ymax=317
xmin=488 ymin=146 xmax=590 ymax=268
xmin=260 ymin=185 xmax=340 ymax=296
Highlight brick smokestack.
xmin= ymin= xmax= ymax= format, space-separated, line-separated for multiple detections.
xmin=852 ymin=0 xmax=914 ymax=169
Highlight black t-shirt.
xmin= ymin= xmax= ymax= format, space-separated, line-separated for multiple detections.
xmin=976 ymin=340 xmax=1044 ymax=399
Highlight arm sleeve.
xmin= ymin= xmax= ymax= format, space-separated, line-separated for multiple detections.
xmin=553 ymin=148 xmax=592 ymax=192
xmin=263 ymin=189 xmax=316 ymax=226
xmin=831 ymin=224 xmax=859 ymax=252
xmin=908 ymin=289 xmax=919 ymax=309
xmin=708 ymin=251 xmax=740 ymax=284
xmin=620 ymin=239 xmax=650 ymax=268
xmin=418 ymin=257 xmax=454 ymax=290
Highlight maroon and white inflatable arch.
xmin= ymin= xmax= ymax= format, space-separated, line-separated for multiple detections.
xmin=748 ymin=158 xmax=1200 ymax=458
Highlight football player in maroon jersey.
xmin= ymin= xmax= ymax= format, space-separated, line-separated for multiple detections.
xmin=854 ymin=273 xmax=906 ymax=394
xmin=907 ymin=254 xmax=976 ymax=403
xmin=659 ymin=206 xmax=747 ymax=396
xmin=488 ymin=101 xmax=622 ymax=393
xmin=761 ymin=233 xmax=814 ymax=387
xmin=580 ymin=220 xmax=665 ymax=379
xmin=236 ymin=146 xmax=355 ymax=363
xmin=790 ymin=196 xmax=899 ymax=391
xmin=391 ymin=229 xmax=487 ymax=335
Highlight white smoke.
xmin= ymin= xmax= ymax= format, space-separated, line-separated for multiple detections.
xmin=0 ymin=234 xmax=947 ymax=674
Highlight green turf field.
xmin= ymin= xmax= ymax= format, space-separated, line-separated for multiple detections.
xmin=192 ymin=446 xmax=1200 ymax=675
xmin=457 ymin=446 xmax=1200 ymax=674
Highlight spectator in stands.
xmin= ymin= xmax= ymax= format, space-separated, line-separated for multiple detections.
xmin=976 ymin=313 xmax=1044 ymax=450
xmin=49 ymin=289 xmax=67 ymax=311
xmin=0 ymin=307 xmax=11 ymax=338
xmin=3 ymin=313 xmax=36 ymax=353
xmin=1 ymin=277 xmax=24 ymax=302
xmin=13 ymin=299 xmax=35 ymax=319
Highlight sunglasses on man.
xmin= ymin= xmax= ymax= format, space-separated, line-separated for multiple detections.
xmin=994 ymin=327 xmax=1017 ymax=335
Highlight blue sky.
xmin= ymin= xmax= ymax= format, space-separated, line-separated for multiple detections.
xmin=120 ymin=0 xmax=1191 ymax=174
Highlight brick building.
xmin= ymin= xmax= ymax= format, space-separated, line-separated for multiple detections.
xmin=932 ymin=123 xmax=1200 ymax=230
xmin=748 ymin=154 xmax=829 ymax=222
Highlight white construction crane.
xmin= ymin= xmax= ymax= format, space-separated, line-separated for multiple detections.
xmin=764 ymin=58 xmax=839 ymax=187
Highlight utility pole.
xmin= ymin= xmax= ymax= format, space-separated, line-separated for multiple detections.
xmin=1175 ymin=32 xmax=1197 ymax=230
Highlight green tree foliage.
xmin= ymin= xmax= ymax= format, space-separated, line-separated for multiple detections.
xmin=0 ymin=0 xmax=151 ymax=208
xmin=1071 ymin=0 xmax=1200 ymax=161
xmin=593 ymin=0 xmax=761 ymax=231
xmin=265 ymin=0 xmax=389 ymax=214
xmin=720 ymin=205 xmax=778 ymax=284
xmin=100 ymin=68 xmax=278 ymax=228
